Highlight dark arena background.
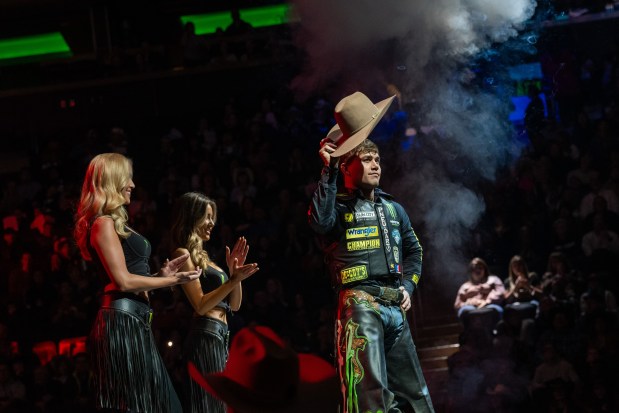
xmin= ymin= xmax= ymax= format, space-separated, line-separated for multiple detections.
xmin=1 ymin=0 xmax=619 ymax=412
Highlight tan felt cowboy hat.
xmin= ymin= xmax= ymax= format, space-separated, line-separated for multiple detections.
xmin=188 ymin=326 xmax=339 ymax=413
xmin=327 ymin=91 xmax=396 ymax=157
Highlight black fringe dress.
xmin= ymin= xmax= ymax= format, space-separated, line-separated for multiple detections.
xmin=182 ymin=265 xmax=231 ymax=413
xmin=88 ymin=228 xmax=182 ymax=412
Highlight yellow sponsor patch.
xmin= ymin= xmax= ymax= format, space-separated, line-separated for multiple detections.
xmin=347 ymin=239 xmax=381 ymax=251
xmin=412 ymin=274 xmax=420 ymax=284
xmin=344 ymin=213 xmax=353 ymax=222
xmin=345 ymin=226 xmax=379 ymax=239
xmin=341 ymin=265 xmax=368 ymax=284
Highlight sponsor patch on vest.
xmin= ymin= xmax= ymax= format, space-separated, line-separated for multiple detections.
xmin=384 ymin=202 xmax=398 ymax=220
xmin=344 ymin=213 xmax=354 ymax=222
xmin=376 ymin=207 xmax=391 ymax=253
xmin=392 ymin=229 xmax=401 ymax=244
xmin=412 ymin=274 xmax=420 ymax=284
xmin=355 ymin=211 xmax=376 ymax=220
xmin=340 ymin=265 xmax=369 ymax=284
xmin=393 ymin=246 xmax=400 ymax=263
xmin=346 ymin=226 xmax=379 ymax=239
xmin=347 ymin=239 xmax=381 ymax=251
xmin=390 ymin=220 xmax=400 ymax=227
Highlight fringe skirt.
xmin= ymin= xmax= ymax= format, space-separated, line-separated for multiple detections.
xmin=183 ymin=316 xmax=229 ymax=413
xmin=89 ymin=296 xmax=182 ymax=413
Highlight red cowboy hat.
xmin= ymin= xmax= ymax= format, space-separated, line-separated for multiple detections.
xmin=188 ymin=325 xmax=339 ymax=413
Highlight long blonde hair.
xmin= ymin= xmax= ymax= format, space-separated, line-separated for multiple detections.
xmin=170 ymin=192 xmax=217 ymax=269
xmin=74 ymin=153 xmax=132 ymax=260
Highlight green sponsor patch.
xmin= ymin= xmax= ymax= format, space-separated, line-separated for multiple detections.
xmin=341 ymin=265 xmax=368 ymax=284
xmin=384 ymin=201 xmax=397 ymax=219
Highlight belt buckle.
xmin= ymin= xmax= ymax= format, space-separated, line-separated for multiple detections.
xmin=381 ymin=287 xmax=399 ymax=303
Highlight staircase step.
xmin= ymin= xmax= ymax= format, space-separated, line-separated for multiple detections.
xmin=420 ymin=355 xmax=449 ymax=370
xmin=417 ymin=313 xmax=459 ymax=326
xmin=416 ymin=322 xmax=462 ymax=337
xmin=418 ymin=343 xmax=459 ymax=359
xmin=423 ymin=367 xmax=450 ymax=411
xmin=423 ymin=367 xmax=450 ymax=387
xmin=424 ymin=366 xmax=449 ymax=375
xmin=415 ymin=333 xmax=461 ymax=349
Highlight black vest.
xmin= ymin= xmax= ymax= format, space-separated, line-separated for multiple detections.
xmin=326 ymin=193 xmax=403 ymax=288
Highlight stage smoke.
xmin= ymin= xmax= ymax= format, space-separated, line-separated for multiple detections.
xmin=292 ymin=0 xmax=538 ymax=288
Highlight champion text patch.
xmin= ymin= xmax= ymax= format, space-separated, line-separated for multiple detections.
xmin=347 ymin=239 xmax=381 ymax=251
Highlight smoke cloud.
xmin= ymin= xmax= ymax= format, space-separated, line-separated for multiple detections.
xmin=292 ymin=0 xmax=538 ymax=289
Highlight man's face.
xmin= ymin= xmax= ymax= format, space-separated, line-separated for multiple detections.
xmin=345 ymin=151 xmax=381 ymax=190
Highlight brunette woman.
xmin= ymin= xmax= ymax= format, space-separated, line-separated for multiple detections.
xmin=170 ymin=192 xmax=258 ymax=413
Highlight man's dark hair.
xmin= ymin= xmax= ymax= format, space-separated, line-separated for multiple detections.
xmin=340 ymin=139 xmax=379 ymax=167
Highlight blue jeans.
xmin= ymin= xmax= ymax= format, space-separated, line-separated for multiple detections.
xmin=457 ymin=304 xmax=504 ymax=318
xmin=457 ymin=304 xmax=503 ymax=332
xmin=336 ymin=289 xmax=434 ymax=413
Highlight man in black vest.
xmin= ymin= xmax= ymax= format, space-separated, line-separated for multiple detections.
xmin=308 ymin=92 xmax=434 ymax=413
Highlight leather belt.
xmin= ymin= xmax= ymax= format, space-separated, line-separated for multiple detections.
xmin=191 ymin=316 xmax=228 ymax=337
xmin=191 ymin=316 xmax=230 ymax=346
xmin=101 ymin=296 xmax=153 ymax=327
xmin=350 ymin=285 xmax=403 ymax=305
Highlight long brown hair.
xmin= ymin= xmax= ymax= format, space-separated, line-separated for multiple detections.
xmin=507 ymin=255 xmax=530 ymax=290
xmin=170 ymin=192 xmax=217 ymax=269
xmin=74 ymin=153 xmax=132 ymax=260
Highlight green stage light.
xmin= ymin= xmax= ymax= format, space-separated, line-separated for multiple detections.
xmin=0 ymin=32 xmax=72 ymax=65
xmin=240 ymin=4 xmax=291 ymax=27
xmin=181 ymin=4 xmax=293 ymax=35
xmin=180 ymin=11 xmax=231 ymax=35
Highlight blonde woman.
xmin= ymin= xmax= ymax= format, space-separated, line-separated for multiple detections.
xmin=170 ymin=192 xmax=259 ymax=413
xmin=74 ymin=153 xmax=200 ymax=412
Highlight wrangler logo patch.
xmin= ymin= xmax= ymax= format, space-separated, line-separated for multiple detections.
xmin=347 ymin=239 xmax=381 ymax=251
xmin=341 ymin=265 xmax=369 ymax=284
xmin=346 ymin=226 xmax=378 ymax=239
